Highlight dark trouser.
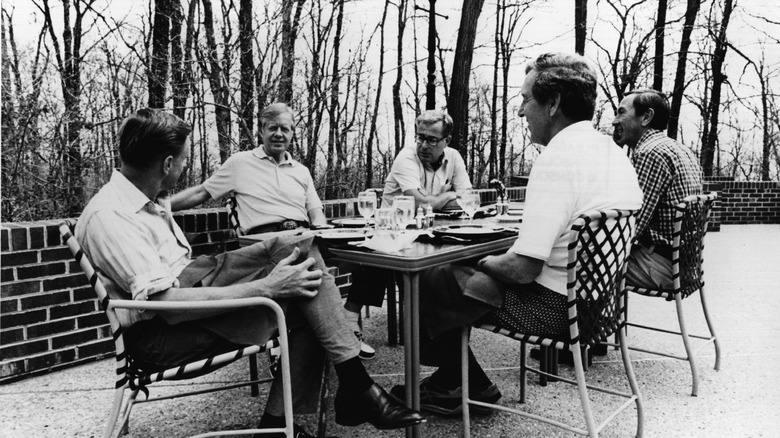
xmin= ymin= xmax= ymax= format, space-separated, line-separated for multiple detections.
xmin=625 ymin=244 xmax=674 ymax=290
xmin=339 ymin=264 xmax=392 ymax=308
xmin=123 ymin=235 xmax=359 ymax=415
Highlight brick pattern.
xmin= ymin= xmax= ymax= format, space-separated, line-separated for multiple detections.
xmin=0 ymin=184 xmax=775 ymax=382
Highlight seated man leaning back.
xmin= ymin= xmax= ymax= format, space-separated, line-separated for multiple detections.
xmin=388 ymin=52 xmax=643 ymax=416
xmin=76 ymin=108 xmax=422 ymax=437
xmin=171 ymin=102 xmax=376 ymax=360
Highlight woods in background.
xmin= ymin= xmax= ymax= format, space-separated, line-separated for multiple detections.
xmin=2 ymin=0 xmax=779 ymax=222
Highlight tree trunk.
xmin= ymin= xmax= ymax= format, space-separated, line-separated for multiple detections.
xmin=652 ymin=0 xmax=667 ymax=91
xmin=148 ymin=0 xmax=171 ymax=108
xmin=278 ymin=0 xmax=306 ymax=103
xmin=365 ymin=1 xmax=390 ymax=189
xmin=425 ymin=0 xmax=436 ymax=109
xmin=447 ymin=0 xmax=485 ymax=158
xmin=392 ymin=0 xmax=407 ymax=154
xmin=238 ymin=0 xmax=255 ymax=151
xmin=701 ymin=0 xmax=732 ymax=176
xmin=325 ymin=0 xmax=344 ymax=199
xmin=574 ymin=0 xmax=587 ymax=55
xmin=200 ymin=0 xmax=232 ymax=163
xmin=667 ymin=0 xmax=701 ymax=139
xmin=171 ymin=0 xmax=195 ymax=121
xmin=489 ymin=0 xmax=501 ymax=180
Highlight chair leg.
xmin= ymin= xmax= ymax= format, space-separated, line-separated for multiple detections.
xmin=316 ymin=360 xmax=332 ymax=438
xmin=386 ymin=276 xmax=398 ymax=346
xmin=617 ymin=327 xmax=644 ymax=438
xmin=104 ymin=386 xmax=126 ymax=438
xmin=249 ymin=354 xmax=260 ymax=397
xmin=461 ymin=326 xmax=471 ymax=438
xmin=699 ymin=285 xmax=721 ymax=371
xmin=571 ymin=343 xmax=598 ymax=438
xmin=674 ymin=294 xmax=700 ymax=396
xmin=519 ymin=341 xmax=527 ymax=403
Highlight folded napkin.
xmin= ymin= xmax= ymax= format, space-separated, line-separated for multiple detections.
xmin=353 ymin=230 xmax=423 ymax=254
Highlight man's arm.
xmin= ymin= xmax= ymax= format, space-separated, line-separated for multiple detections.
xmin=402 ymin=188 xmax=457 ymax=210
xmin=171 ymin=184 xmax=213 ymax=211
xmin=152 ymin=247 xmax=322 ymax=324
xmin=478 ymin=252 xmax=544 ymax=285
xmin=308 ymin=207 xmax=328 ymax=227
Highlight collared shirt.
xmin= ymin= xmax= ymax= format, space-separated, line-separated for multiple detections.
xmin=203 ymin=148 xmax=323 ymax=229
xmin=509 ymin=121 xmax=643 ymax=295
xmin=631 ymin=129 xmax=703 ymax=247
xmin=75 ymin=170 xmax=192 ymax=327
xmin=381 ymin=146 xmax=471 ymax=206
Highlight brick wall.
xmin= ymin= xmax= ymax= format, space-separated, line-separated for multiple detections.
xmin=0 ymin=184 xmax=774 ymax=382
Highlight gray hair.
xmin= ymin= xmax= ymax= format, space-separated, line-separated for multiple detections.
xmin=525 ymin=53 xmax=598 ymax=121
xmin=415 ymin=109 xmax=453 ymax=137
xmin=259 ymin=102 xmax=295 ymax=128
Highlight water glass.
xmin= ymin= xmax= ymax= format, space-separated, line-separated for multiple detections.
xmin=393 ymin=196 xmax=416 ymax=230
xmin=456 ymin=189 xmax=481 ymax=223
xmin=375 ymin=207 xmax=396 ymax=238
xmin=357 ymin=191 xmax=377 ymax=227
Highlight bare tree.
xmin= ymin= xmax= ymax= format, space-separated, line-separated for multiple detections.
xmin=365 ymin=0 xmax=390 ymax=188
xmin=447 ymin=0 xmax=485 ymax=158
xmin=278 ymin=0 xmax=306 ymax=103
xmin=652 ymin=0 xmax=667 ymax=90
xmin=667 ymin=0 xmax=702 ymax=139
xmin=392 ymin=0 xmax=407 ymax=154
xmin=325 ymin=0 xmax=345 ymax=198
xmin=575 ymin=0 xmax=587 ymax=54
xmin=148 ymin=0 xmax=172 ymax=108
xmin=198 ymin=0 xmax=232 ymax=163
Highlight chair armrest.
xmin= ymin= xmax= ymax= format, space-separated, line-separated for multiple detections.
xmin=108 ymin=297 xmax=283 ymax=313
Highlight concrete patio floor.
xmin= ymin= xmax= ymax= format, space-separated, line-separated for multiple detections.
xmin=1 ymin=224 xmax=778 ymax=438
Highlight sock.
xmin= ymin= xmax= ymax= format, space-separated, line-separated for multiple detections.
xmin=429 ymin=348 xmax=492 ymax=392
xmin=334 ymin=356 xmax=373 ymax=395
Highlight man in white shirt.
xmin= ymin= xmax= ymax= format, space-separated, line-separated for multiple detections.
xmin=381 ymin=110 xmax=472 ymax=210
xmin=390 ymin=53 xmax=643 ymax=417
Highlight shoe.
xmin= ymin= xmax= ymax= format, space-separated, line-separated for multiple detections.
xmin=334 ymin=383 xmax=425 ymax=429
xmin=355 ymin=331 xmax=376 ymax=360
xmin=592 ymin=342 xmax=609 ymax=356
xmin=389 ymin=377 xmax=502 ymax=417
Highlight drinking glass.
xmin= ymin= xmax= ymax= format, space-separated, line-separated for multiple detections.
xmin=375 ymin=207 xmax=396 ymax=239
xmin=357 ymin=191 xmax=377 ymax=228
xmin=393 ymin=196 xmax=416 ymax=231
xmin=456 ymin=189 xmax=481 ymax=223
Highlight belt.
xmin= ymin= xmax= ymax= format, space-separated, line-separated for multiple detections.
xmin=246 ymin=220 xmax=309 ymax=235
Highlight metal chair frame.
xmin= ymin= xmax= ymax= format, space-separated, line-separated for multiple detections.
xmin=623 ymin=192 xmax=721 ymax=396
xmin=461 ymin=210 xmax=644 ymax=438
xmin=59 ymin=220 xmax=294 ymax=438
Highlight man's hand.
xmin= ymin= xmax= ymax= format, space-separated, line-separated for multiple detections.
xmin=261 ymin=247 xmax=322 ymax=299
xmin=478 ymin=252 xmax=544 ymax=285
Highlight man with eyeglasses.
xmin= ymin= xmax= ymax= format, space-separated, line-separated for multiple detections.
xmin=381 ymin=109 xmax=472 ymax=209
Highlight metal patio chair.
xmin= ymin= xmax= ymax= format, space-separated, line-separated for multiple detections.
xmin=461 ymin=209 xmax=644 ymax=438
xmin=624 ymin=192 xmax=721 ymax=396
xmin=59 ymin=220 xmax=294 ymax=438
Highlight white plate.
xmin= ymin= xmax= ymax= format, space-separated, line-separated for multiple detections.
xmin=316 ymin=230 xmax=373 ymax=242
xmin=432 ymin=224 xmax=505 ymax=239
xmin=331 ymin=218 xmax=375 ymax=227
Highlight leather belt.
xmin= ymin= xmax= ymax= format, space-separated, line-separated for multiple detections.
xmin=246 ymin=220 xmax=309 ymax=235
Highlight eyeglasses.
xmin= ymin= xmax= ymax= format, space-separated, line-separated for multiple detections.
xmin=416 ymin=134 xmax=445 ymax=145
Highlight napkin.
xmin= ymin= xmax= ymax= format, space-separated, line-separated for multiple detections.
xmin=353 ymin=230 xmax=423 ymax=254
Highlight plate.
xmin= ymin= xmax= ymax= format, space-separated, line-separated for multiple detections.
xmin=331 ymin=218 xmax=375 ymax=227
xmin=432 ymin=224 xmax=505 ymax=239
xmin=496 ymin=215 xmax=522 ymax=223
xmin=316 ymin=230 xmax=373 ymax=243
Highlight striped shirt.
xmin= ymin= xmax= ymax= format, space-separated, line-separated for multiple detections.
xmin=631 ymin=129 xmax=703 ymax=247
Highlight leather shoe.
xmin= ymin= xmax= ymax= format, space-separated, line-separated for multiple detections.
xmin=334 ymin=383 xmax=424 ymax=430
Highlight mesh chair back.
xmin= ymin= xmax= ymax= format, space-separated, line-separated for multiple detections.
xmin=674 ymin=192 xmax=717 ymax=299
xmin=566 ymin=210 xmax=636 ymax=347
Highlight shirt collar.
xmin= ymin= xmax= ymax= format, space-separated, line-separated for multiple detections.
xmin=253 ymin=147 xmax=293 ymax=165
xmin=421 ymin=147 xmax=450 ymax=171
xmin=109 ymin=170 xmax=159 ymax=214
xmin=635 ymin=129 xmax=664 ymax=152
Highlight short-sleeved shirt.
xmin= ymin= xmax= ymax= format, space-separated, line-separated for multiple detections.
xmin=631 ymin=129 xmax=702 ymax=247
xmin=203 ymin=148 xmax=323 ymax=229
xmin=75 ymin=170 xmax=192 ymax=327
xmin=509 ymin=121 xmax=644 ymax=295
xmin=381 ymin=146 xmax=471 ymax=206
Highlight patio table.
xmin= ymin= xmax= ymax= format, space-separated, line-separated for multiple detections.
xmin=240 ymin=214 xmax=519 ymax=438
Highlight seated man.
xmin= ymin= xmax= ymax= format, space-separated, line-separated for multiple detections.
xmin=77 ymin=108 xmax=422 ymax=437
xmin=390 ymin=53 xmax=643 ymax=416
xmin=171 ymin=103 xmax=376 ymax=360
xmin=381 ymin=109 xmax=471 ymax=210
xmin=612 ymin=88 xmax=703 ymax=289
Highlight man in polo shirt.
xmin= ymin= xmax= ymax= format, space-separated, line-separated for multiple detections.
xmin=381 ymin=109 xmax=472 ymax=209
xmin=172 ymin=102 xmax=326 ymax=234
xmin=172 ymin=102 xmax=376 ymax=360
xmin=611 ymin=89 xmax=703 ymax=289
xmin=389 ymin=53 xmax=643 ymax=416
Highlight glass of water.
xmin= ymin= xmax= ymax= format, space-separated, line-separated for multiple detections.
xmin=393 ymin=196 xmax=416 ymax=231
xmin=456 ymin=189 xmax=481 ymax=223
xmin=375 ymin=207 xmax=396 ymax=239
xmin=357 ymin=191 xmax=377 ymax=228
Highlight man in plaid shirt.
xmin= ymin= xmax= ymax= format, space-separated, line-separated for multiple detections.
xmin=612 ymin=88 xmax=703 ymax=289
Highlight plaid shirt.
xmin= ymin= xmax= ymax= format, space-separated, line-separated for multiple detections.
xmin=632 ymin=129 xmax=703 ymax=246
